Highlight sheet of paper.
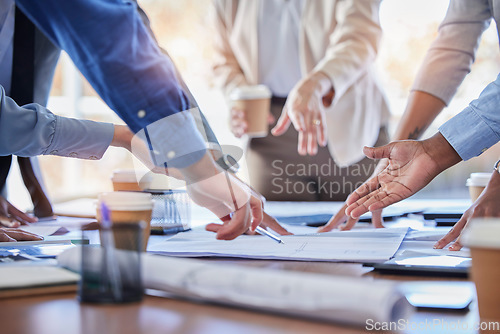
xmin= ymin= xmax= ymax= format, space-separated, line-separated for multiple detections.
xmin=148 ymin=227 xmax=409 ymax=262
xmin=20 ymin=225 xmax=66 ymax=237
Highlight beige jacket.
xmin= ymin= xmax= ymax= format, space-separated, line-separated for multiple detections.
xmin=212 ymin=0 xmax=390 ymax=166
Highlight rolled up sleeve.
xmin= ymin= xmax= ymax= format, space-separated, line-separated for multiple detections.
xmin=439 ymin=74 xmax=500 ymax=160
xmin=0 ymin=87 xmax=114 ymax=159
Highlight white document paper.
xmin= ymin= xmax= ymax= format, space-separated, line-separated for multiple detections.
xmin=0 ymin=265 xmax=79 ymax=289
xmin=58 ymin=247 xmax=413 ymax=326
xmin=148 ymin=227 xmax=408 ymax=262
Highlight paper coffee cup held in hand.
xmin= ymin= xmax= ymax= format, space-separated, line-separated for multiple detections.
xmin=230 ymin=85 xmax=272 ymax=137
xmin=462 ymin=218 xmax=500 ymax=322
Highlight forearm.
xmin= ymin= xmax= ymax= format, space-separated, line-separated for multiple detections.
xmin=392 ymin=91 xmax=446 ymax=140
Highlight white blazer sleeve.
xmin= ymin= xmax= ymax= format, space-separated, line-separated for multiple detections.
xmin=313 ymin=0 xmax=382 ymax=101
xmin=211 ymin=0 xmax=249 ymax=98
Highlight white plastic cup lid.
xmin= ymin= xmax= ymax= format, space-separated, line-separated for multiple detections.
xmin=462 ymin=218 xmax=500 ymax=249
xmin=466 ymin=172 xmax=491 ymax=187
xmin=98 ymin=191 xmax=153 ymax=211
xmin=229 ymin=85 xmax=272 ymax=100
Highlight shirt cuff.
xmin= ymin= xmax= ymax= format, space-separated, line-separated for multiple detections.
xmin=439 ymin=106 xmax=500 ymax=161
xmin=132 ymin=108 xmax=207 ymax=169
xmin=45 ymin=116 xmax=114 ymax=160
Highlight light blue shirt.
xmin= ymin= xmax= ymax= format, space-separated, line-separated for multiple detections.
xmin=7 ymin=0 xmax=207 ymax=167
xmin=0 ymin=0 xmax=113 ymax=159
xmin=439 ymin=73 xmax=500 ymax=160
xmin=0 ymin=86 xmax=114 ymax=159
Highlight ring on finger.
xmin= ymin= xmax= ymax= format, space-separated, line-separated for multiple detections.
xmin=312 ymin=119 xmax=321 ymax=126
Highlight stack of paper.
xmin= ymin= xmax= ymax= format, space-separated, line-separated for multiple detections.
xmin=148 ymin=227 xmax=409 ymax=263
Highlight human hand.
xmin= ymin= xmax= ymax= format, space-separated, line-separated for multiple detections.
xmin=434 ymin=171 xmax=500 ymax=251
xmin=230 ymin=107 xmax=275 ymax=138
xmin=0 ymin=196 xmax=38 ymax=228
xmin=206 ymin=209 xmax=293 ymax=237
xmin=271 ymin=72 xmax=332 ymax=156
xmin=318 ymin=159 xmax=389 ymax=232
xmin=318 ymin=203 xmax=384 ymax=232
xmin=346 ymin=133 xmax=460 ymax=218
xmin=0 ymin=227 xmax=43 ymax=242
xmin=182 ymin=153 xmax=264 ymax=240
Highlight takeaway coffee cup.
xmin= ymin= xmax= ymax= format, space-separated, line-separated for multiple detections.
xmin=466 ymin=173 xmax=491 ymax=202
xmin=111 ymin=170 xmax=152 ymax=192
xmin=96 ymin=191 xmax=154 ymax=251
xmin=462 ymin=219 xmax=500 ymax=322
xmin=229 ymin=85 xmax=272 ymax=137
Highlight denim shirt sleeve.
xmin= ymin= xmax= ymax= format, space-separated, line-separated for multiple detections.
xmin=439 ymin=73 xmax=500 ymax=160
xmin=16 ymin=0 xmax=207 ymax=168
xmin=0 ymin=86 xmax=113 ymax=159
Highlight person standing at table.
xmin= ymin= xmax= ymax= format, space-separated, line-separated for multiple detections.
xmin=342 ymin=0 xmax=500 ymax=250
xmin=1 ymin=0 xmax=293 ymax=241
xmin=0 ymin=0 xmax=133 ymax=230
xmin=212 ymin=0 xmax=390 ymax=201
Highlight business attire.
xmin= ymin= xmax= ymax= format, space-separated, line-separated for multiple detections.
xmin=0 ymin=1 xmax=114 ymax=159
xmin=213 ymin=0 xmax=390 ymax=201
xmin=412 ymin=0 xmax=500 ymax=160
xmin=15 ymin=0 xmax=210 ymax=170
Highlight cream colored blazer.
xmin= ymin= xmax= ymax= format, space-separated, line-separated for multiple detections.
xmin=212 ymin=0 xmax=390 ymax=167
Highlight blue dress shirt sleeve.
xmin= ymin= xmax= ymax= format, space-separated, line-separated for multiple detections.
xmin=439 ymin=73 xmax=500 ymax=160
xmin=15 ymin=0 xmax=207 ymax=168
xmin=0 ymin=86 xmax=114 ymax=159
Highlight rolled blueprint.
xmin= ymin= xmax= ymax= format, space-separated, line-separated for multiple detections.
xmin=58 ymin=247 xmax=413 ymax=326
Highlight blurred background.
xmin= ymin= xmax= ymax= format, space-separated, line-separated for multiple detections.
xmin=7 ymin=0 xmax=500 ymax=209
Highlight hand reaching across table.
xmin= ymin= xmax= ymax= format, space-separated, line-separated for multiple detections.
xmin=345 ymin=133 xmax=461 ymax=219
xmin=434 ymin=170 xmax=500 ymax=251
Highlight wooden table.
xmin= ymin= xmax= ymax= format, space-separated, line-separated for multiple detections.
xmin=0 ymin=259 xmax=479 ymax=334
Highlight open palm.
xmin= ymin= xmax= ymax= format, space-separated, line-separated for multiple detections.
xmin=346 ymin=140 xmax=442 ymax=218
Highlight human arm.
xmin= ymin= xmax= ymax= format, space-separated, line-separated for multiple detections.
xmin=0 ymin=86 xmax=113 ymax=159
xmin=211 ymin=0 xmax=250 ymax=97
xmin=435 ymin=169 xmax=500 ymax=251
xmin=18 ymin=0 xmax=266 ymax=239
xmin=323 ymin=0 xmax=491 ymax=228
xmin=272 ymin=0 xmax=382 ymax=155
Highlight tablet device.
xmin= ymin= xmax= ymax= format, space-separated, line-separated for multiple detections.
xmin=364 ymin=255 xmax=471 ymax=278
xmin=401 ymin=282 xmax=474 ymax=311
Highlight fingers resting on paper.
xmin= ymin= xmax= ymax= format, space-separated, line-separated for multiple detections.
xmin=0 ymin=227 xmax=43 ymax=242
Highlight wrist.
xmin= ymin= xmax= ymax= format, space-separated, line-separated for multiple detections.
xmin=111 ymin=125 xmax=133 ymax=151
xmin=308 ymin=71 xmax=333 ymax=96
xmin=422 ymin=132 xmax=462 ymax=173
xmin=180 ymin=153 xmax=222 ymax=183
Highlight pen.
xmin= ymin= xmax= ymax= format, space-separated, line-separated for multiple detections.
xmin=255 ymin=226 xmax=285 ymax=244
